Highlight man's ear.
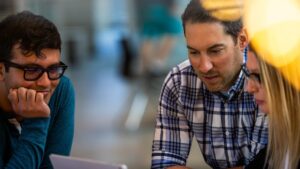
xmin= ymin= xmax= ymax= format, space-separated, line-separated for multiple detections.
xmin=0 ymin=63 xmax=5 ymax=81
xmin=238 ymin=28 xmax=249 ymax=50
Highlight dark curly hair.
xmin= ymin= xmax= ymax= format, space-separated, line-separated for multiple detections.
xmin=0 ymin=11 xmax=61 ymax=60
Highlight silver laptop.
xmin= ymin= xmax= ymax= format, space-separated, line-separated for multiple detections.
xmin=50 ymin=154 xmax=128 ymax=169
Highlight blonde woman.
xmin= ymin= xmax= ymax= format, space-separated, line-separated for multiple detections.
xmin=243 ymin=46 xmax=300 ymax=169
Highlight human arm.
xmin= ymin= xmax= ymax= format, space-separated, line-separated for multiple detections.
xmin=151 ymin=71 xmax=193 ymax=169
xmin=247 ymin=110 xmax=268 ymax=163
xmin=39 ymin=76 xmax=75 ymax=169
xmin=244 ymin=147 xmax=267 ymax=169
xmin=0 ymin=118 xmax=37 ymax=168
xmin=4 ymin=118 xmax=50 ymax=169
xmin=237 ymin=147 xmax=267 ymax=169
xmin=3 ymin=87 xmax=51 ymax=168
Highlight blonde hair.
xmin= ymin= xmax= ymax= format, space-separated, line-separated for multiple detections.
xmin=259 ymin=60 xmax=300 ymax=169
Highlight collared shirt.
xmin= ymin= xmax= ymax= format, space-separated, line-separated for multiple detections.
xmin=151 ymin=60 xmax=268 ymax=169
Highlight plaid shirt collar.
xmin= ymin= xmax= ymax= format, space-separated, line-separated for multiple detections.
xmin=208 ymin=69 xmax=245 ymax=102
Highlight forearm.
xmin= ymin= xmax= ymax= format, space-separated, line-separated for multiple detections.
xmin=5 ymin=118 xmax=50 ymax=169
xmin=152 ymin=147 xmax=188 ymax=169
xmin=152 ymin=72 xmax=192 ymax=169
xmin=151 ymin=110 xmax=191 ymax=168
xmin=249 ymin=112 xmax=268 ymax=162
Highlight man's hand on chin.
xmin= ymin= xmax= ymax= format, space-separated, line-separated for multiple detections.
xmin=8 ymin=87 xmax=50 ymax=118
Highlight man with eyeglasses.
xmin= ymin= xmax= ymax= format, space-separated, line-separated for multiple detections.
xmin=0 ymin=11 xmax=75 ymax=168
xmin=151 ymin=0 xmax=268 ymax=169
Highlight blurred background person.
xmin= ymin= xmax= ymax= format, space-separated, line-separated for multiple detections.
xmin=137 ymin=0 xmax=182 ymax=76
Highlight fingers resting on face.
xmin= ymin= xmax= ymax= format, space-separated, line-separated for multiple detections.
xmin=7 ymin=87 xmax=50 ymax=118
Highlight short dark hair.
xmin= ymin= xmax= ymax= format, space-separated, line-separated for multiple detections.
xmin=0 ymin=11 xmax=61 ymax=61
xmin=181 ymin=0 xmax=243 ymax=43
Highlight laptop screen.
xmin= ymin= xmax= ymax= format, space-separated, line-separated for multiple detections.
xmin=50 ymin=154 xmax=128 ymax=169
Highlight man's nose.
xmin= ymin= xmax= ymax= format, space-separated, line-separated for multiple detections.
xmin=36 ymin=72 xmax=51 ymax=87
xmin=197 ymin=55 xmax=213 ymax=73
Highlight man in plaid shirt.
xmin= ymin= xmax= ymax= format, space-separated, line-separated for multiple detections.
xmin=151 ymin=0 xmax=268 ymax=169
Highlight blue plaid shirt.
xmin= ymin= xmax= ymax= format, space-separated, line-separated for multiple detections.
xmin=151 ymin=60 xmax=268 ymax=169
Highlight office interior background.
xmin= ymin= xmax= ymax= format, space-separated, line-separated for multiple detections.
xmin=0 ymin=0 xmax=211 ymax=168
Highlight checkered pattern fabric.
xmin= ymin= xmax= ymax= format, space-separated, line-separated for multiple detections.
xmin=151 ymin=60 xmax=268 ymax=169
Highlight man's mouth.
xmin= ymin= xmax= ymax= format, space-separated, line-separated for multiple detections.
xmin=202 ymin=75 xmax=219 ymax=82
xmin=203 ymin=75 xmax=218 ymax=79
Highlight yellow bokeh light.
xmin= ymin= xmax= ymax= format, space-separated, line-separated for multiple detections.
xmin=279 ymin=57 xmax=300 ymax=91
xmin=244 ymin=0 xmax=300 ymax=90
xmin=250 ymin=22 xmax=300 ymax=67
xmin=201 ymin=0 xmax=243 ymax=21
xmin=244 ymin=0 xmax=300 ymax=67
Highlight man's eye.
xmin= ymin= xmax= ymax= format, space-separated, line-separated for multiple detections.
xmin=209 ymin=49 xmax=223 ymax=54
xmin=189 ymin=51 xmax=198 ymax=55
xmin=48 ymin=67 xmax=60 ymax=74
xmin=25 ymin=68 xmax=41 ymax=74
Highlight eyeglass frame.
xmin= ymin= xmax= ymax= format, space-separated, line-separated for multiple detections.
xmin=241 ymin=63 xmax=261 ymax=85
xmin=1 ymin=60 xmax=68 ymax=81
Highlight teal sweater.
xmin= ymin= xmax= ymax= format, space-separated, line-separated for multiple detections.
xmin=0 ymin=76 xmax=75 ymax=169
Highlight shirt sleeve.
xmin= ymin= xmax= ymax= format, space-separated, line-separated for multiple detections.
xmin=151 ymin=72 xmax=192 ymax=169
xmin=40 ymin=76 xmax=75 ymax=169
xmin=245 ymin=147 xmax=267 ymax=169
xmin=247 ymin=110 xmax=268 ymax=164
xmin=4 ymin=117 xmax=50 ymax=169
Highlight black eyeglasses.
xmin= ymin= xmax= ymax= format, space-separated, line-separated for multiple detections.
xmin=241 ymin=64 xmax=261 ymax=85
xmin=2 ymin=60 xmax=68 ymax=81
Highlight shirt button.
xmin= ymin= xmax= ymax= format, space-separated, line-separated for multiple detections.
xmin=225 ymin=131 xmax=230 ymax=136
